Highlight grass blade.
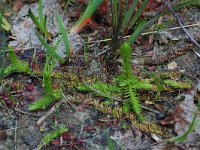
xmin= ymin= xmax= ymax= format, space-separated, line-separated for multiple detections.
xmin=71 ymin=0 xmax=104 ymax=33
xmin=36 ymin=32 xmax=63 ymax=63
xmin=0 ymin=13 xmax=11 ymax=31
xmin=126 ymin=0 xmax=198 ymax=45
xmin=122 ymin=0 xmax=139 ymax=31
xmin=38 ymin=0 xmax=44 ymax=24
xmin=126 ymin=20 xmax=147 ymax=44
xmin=28 ymin=9 xmax=45 ymax=32
xmin=28 ymin=9 xmax=51 ymax=40
xmin=56 ymin=14 xmax=70 ymax=59
xmin=128 ymin=0 xmax=148 ymax=30
xmin=112 ymin=0 xmax=119 ymax=27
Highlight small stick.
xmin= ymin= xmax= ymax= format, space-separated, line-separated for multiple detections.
xmin=1 ymin=99 xmax=12 ymax=116
xmin=78 ymin=124 xmax=84 ymax=139
xmin=14 ymin=119 xmax=17 ymax=150
xmin=162 ymin=0 xmax=200 ymax=57
xmin=37 ymin=99 xmax=63 ymax=125
xmin=0 ymin=126 xmax=22 ymax=133
xmin=14 ymin=108 xmax=42 ymax=117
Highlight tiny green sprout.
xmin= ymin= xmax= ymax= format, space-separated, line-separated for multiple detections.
xmin=29 ymin=36 xmax=62 ymax=111
xmin=28 ymin=64 xmax=62 ymax=111
xmin=28 ymin=91 xmax=61 ymax=111
xmin=4 ymin=47 xmax=30 ymax=76
xmin=37 ymin=126 xmax=68 ymax=150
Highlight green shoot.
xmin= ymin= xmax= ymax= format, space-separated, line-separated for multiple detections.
xmin=111 ymin=0 xmax=119 ymax=28
xmin=149 ymin=72 xmax=165 ymax=99
xmin=38 ymin=0 xmax=44 ymax=25
xmin=128 ymin=0 xmax=148 ymax=30
xmin=71 ymin=0 xmax=104 ymax=33
xmin=77 ymin=81 xmax=119 ymax=100
xmin=29 ymin=61 xmax=61 ymax=111
xmin=120 ymin=43 xmax=133 ymax=77
xmin=110 ymin=0 xmax=121 ymax=52
xmin=4 ymin=47 xmax=30 ymax=77
xmin=104 ymin=127 xmax=115 ymax=150
xmin=29 ymin=32 xmax=62 ymax=111
xmin=122 ymin=0 xmax=139 ymax=31
xmin=36 ymin=32 xmax=63 ymax=63
xmin=56 ymin=14 xmax=71 ymax=59
xmin=28 ymin=0 xmax=51 ymax=40
xmin=0 ymin=13 xmax=11 ymax=31
xmin=126 ymin=20 xmax=148 ymax=45
xmin=79 ymin=43 xmax=152 ymax=121
xmin=37 ymin=126 xmax=68 ymax=150
xmin=28 ymin=55 xmax=62 ymax=111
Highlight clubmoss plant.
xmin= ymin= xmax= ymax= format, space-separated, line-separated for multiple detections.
xmin=164 ymin=79 xmax=192 ymax=89
xmin=4 ymin=46 xmax=30 ymax=77
xmin=29 ymin=12 xmax=73 ymax=111
xmin=28 ymin=39 xmax=62 ymax=111
xmin=114 ymin=43 xmax=152 ymax=121
xmin=77 ymin=43 xmax=192 ymax=121
xmin=37 ymin=126 xmax=68 ymax=150
xmin=28 ymin=59 xmax=62 ymax=110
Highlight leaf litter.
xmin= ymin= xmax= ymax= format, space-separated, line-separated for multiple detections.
xmin=9 ymin=0 xmax=83 ymax=59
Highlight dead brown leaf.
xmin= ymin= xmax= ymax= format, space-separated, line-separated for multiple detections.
xmin=174 ymin=81 xmax=200 ymax=146
xmin=13 ymin=0 xmax=23 ymax=13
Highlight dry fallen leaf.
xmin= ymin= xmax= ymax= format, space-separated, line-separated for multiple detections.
xmin=13 ymin=0 xmax=23 ymax=13
xmin=174 ymin=81 xmax=200 ymax=146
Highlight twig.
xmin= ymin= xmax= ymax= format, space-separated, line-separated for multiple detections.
xmin=14 ymin=119 xmax=17 ymax=150
xmin=78 ymin=124 xmax=84 ymax=139
xmin=14 ymin=108 xmax=42 ymax=117
xmin=80 ymin=23 xmax=200 ymax=45
xmin=162 ymin=0 xmax=200 ymax=57
xmin=8 ymin=23 xmax=200 ymax=52
xmin=0 ymin=126 xmax=22 ymax=133
xmin=0 ymin=98 xmax=12 ymax=116
xmin=145 ymin=44 xmax=193 ymax=66
xmin=0 ymin=103 xmax=6 ymax=110
xmin=37 ymin=99 xmax=63 ymax=125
